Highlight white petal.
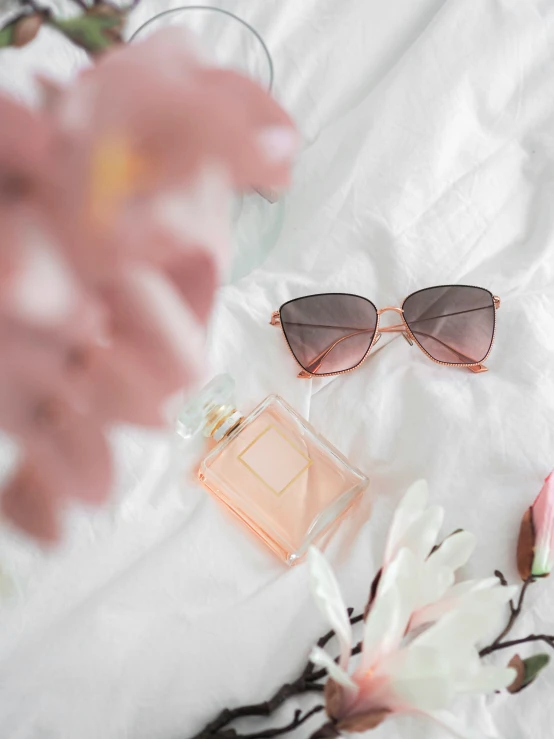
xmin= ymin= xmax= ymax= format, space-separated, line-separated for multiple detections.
xmin=360 ymin=549 xmax=418 ymax=674
xmin=427 ymin=710 xmax=493 ymax=739
xmin=465 ymin=585 xmax=518 ymax=636
xmin=413 ymin=585 xmax=517 ymax=662
xmin=410 ymin=577 xmax=500 ymax=630
xmin=380 ymin=549 xmax=419 ymax=647
xmin=381 ymin=549 xmax=420 ymax=636
xmin=396 ymin=505 xmax=444 ymax=562
xmin=309 ymin=647 xmax=358 ymax=692
xmin=429 ymin=531 xmax=476 ymax=572
xmin=410 ymin=599 xmax=455 ymax=630
xmin=384 ymin=480 xmax=428 ymax=564
xmin=308 ymin=548 xmax=352 ymax=669
xmin=443 ymin=577 xmax=499 ymax=598
xmin=359 ymin=584 xmax=399 ymax=674
xmin=457 ymin=666 xmax=517 ymax=693
xmin=380 ymin=546 xmax=419 ymax=599
xmin=379 ymin=646 xmax=454 ymax=711
xmin=416 ymin=561 xmax=455 ymax=610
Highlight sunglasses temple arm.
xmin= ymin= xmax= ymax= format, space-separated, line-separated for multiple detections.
xmin=305 ymin=324 xmax=480 ymax=371
xmin=379 ymin=324 xmax=475 ymax=362
xmin=303 ymin=328 xmax=376 ymax=374
xmin=408 ymin=328 xmax=482 ymax=364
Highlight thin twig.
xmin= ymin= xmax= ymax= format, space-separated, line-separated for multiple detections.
xmin=489 ymin=576 xmax=535 ymax=648
xmin=237 ymin=706 xmax=325 ymax=739
xmin=494 ymin=569 xmax=516 ymax=614
xmin=364 ymin=568 xmax=382 ymax=619
xmin=478 ymin=573 xmax=551 ymax=658
xmin=480 ymin=634 xmax=554 ymax=657
xmin=494 ymin=569 xmax=510 ymax=588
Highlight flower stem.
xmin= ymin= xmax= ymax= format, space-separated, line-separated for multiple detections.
xmin=480 ymin=634 xmax=554 ymax=656
xmin=479 ymin=573 xmax=543 ymax=657
xmin=492 ymin=575 xmax=534 ymax=646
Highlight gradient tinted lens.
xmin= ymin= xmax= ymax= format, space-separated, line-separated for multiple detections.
xmin=280 ymin=294 xmax=378 ymax=375
xmin=402 ymin=285 xmax=495 ymax=365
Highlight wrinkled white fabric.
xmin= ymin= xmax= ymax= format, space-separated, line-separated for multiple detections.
xmin=1 ymin=0 xmax=554 ymax=738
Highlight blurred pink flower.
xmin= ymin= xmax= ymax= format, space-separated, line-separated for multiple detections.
xmin=518 ymin=470 xmax=554 ymax=580
xmin=0 ymin=27 xmax=297 ymax=541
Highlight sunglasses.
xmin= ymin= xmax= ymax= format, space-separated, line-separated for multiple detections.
xmin=270 ymin=285 xmax=500 ymax=378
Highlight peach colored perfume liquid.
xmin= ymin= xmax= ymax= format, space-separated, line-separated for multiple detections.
xmin=199 ymin=395 xmax=368 ymax=565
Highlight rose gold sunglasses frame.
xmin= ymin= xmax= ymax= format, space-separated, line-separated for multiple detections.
xmin=270 ymin=287 xmax=500 ymax=379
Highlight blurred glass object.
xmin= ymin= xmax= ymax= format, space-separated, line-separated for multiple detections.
xmin=128 ymin=5 xmax=273 ymax=91
xmin=128 ymin=5 xmax=285 ymax=284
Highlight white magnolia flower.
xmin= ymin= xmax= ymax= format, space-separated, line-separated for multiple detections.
xmin=308 ymin=481 xmax=516 ymax=738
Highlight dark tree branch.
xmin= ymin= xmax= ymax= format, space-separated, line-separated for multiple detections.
xmin=236 ymin=706 xmax=325 ymax=739
xmin=480 ymin=634 xmax=554 ymax=657
xmin=479 ymin=573 xmax=554 ymax=657
xmin=189 ymin=611 xmax=363 ymax=739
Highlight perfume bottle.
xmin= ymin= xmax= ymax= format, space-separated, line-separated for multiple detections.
xmin=178 ymin=376 xmax=368 ymax=565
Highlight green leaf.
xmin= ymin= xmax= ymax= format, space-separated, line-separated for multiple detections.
xmin=51 ymin=14 xmax=122 ymax=54
xmin=0 ymin=21 xmax=15 ymax=48
xmin=508 ymin=653 xmax=550 ymax=693
xmin=522 ymin=653 xmax=550 ymax=689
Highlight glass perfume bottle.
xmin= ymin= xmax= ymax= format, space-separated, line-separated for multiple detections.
xmin=178 ymin=376 xmax=368 ymax=565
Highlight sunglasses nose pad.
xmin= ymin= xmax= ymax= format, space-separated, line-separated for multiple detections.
xmin=373 ymin=332 xmax=382 ymax=346
xmin=402 ymin=331 xmax=414 ymax=346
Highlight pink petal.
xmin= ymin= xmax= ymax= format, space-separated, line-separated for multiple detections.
xmin=100 ymin=265 xmax=205 ymax=392
xmin=25 ymin=409 xmax=112 ymax=504
xmin=166 ymin=249 xmax=218 ymax=324
xmin=530 ymin=469 xmax=554 ymax=576
xmin=1 ymin=461 xmax=61 ymax=542
xmin=88 ymin=344 xmax=172 ymax=426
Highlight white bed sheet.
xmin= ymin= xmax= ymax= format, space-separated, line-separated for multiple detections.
xmin=1 ymin=1 xmax=554 ymax=738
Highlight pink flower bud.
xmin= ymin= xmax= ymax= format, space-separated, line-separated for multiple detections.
xmin=517 ymin=470 xmax=554 ymax=580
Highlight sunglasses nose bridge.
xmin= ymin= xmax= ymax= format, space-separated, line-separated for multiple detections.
xmin=377 ymin=306 xmax=404 ymax=316
xmin=376 ymin=306 xmax=414 ymax=346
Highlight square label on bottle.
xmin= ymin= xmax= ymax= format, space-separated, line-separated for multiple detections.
xmin=238 ymin=425 xmax=312 ymax=496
